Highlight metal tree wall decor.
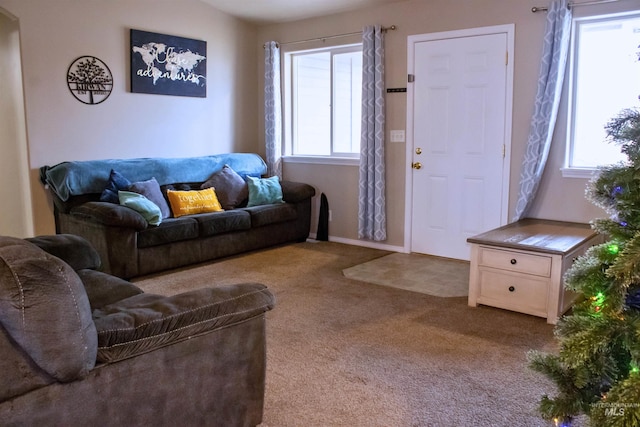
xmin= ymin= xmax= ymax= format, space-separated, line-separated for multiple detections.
xmin=67 ymin=56 xmax=113 ymax=105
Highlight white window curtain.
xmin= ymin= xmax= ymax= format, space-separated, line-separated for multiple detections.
xmin=513 ymin=0 xmax=572 ymax=221
xmin=264 ymin=41 xmax=282 ymax=179
xmin=358 ymin=25 xmax=386 ymax=241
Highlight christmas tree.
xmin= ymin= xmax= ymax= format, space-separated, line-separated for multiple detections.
xmin=528 ymin=107 xmax=640 ymax=427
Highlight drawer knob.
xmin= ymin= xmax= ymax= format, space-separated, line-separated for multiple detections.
xmin=508 ymin=286 xmax=515 ymax=292
xmin=510 ymin=258 xmax=517 ymax=265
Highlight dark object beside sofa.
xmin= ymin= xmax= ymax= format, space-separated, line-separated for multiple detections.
xmin=0 ymin=234 xmax=275 ymax=426
xmin=40 ymin=153 xmax=316 ymax=279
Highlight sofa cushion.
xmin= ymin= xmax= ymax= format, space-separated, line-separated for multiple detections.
xmin=246 ymin=176 xmax=284 ymax=207
xmin=76 ymin=269 xmax=144 ymax=310
xmin=244 ymin=203 xmax=298 ymax=227
xmin=194 ymin=210 xmax=251 ymax=237
xmin=167 ymin=188 xmax=223 ymax=218
xmin=161 ymin=182 xmax=202 ymax=193
xmin=200 ymin=164 xmax=248 ymax=210
xmin=0 ymin=237 xmax=97 ymax=382
xmin=100 ymin=169 xmax=131 ymax=204
xmin=26 ymin=234 xmax=101 ymax=271
xmin=118 ymin=191 xmax=163 ymax=226
xmin=92 ymin=283 xmax=275 ymax=363
xmin=137 ymin=217 xmax=199 ymax=248
xmin=128 ymin=177 xmax=171 ymax=219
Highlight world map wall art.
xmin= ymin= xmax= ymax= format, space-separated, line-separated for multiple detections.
xmin=130 ymin=29 xmax=207 ymax=98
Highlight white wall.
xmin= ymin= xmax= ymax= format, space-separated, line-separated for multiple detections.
xmin=3 ymin=0 xmax=634 ymax=242
xmin=258 ymin=0 xmax=637 ymax=248
xmin=0 ymin=0 xmax=259 ymax=234
xmin=0 ymin=9 xmax=32 ymax=237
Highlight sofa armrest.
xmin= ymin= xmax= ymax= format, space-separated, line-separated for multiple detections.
xmin=281 ymin=181 xmax=316 ymax=204
xmin=93 ymin=283 xmax=275 ymax=363
xmin=70 ymin=202 xmax=148 ymax=230
xmin=0 ymin=237 xmax=97 ymax=385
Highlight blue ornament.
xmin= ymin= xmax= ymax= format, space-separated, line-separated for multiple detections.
xmin=626 ymin=287 xmax=640 ymax=310
xmin=554 ymin=416 xmax=573 ymax=427
xmin=612 ymin=185 xmax=623 ymax=196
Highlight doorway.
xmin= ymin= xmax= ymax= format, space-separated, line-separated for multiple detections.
xmin=405 ymin=25 xmax=514 ymax=261
xmin=0 ymin=9 xmax=32 ymax=237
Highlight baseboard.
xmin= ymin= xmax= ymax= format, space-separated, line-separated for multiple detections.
xmin=307 ymin=233 xmax=406 ymax=253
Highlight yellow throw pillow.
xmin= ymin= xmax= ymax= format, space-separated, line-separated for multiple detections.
xmin=166 ymin=188 xmax=223 ymax=218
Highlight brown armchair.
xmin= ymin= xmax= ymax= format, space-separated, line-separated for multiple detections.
xmin=0 ymin=234 xmax=274 ymax=426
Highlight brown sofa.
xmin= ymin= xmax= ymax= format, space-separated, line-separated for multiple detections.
xmin=0 ymin=234 xmax=275 ymax=426
xmin=40 ymin=153 xmax=315 ymax=279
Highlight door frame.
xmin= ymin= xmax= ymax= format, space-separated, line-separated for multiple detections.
xmin=0 ymin=8 xmax=33 ymax=238
xmin=403 ymin=24 xmax=515 ymax=254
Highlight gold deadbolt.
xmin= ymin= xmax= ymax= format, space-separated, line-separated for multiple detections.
xmin=415 ymin=148 xmax=422 ymax=155
xmin=412 ymin=162 xmax=422 ymax=170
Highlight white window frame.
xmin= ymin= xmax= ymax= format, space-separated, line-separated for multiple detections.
xmin=282 ymin=43 xmax=362 ymax=166
xmin=562 ymin=10 xmax=640 ymax=178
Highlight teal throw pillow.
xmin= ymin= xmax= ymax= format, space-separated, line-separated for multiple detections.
xmin=118 ymin=191 xmax=162 ymax=226
xmin=246 ymin=176 xmax=284 ymax=207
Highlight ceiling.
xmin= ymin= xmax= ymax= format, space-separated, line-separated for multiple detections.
xmin=199 ymin=0 xmax=405 ymax=25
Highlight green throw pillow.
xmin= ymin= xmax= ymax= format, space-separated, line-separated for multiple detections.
xmin=118 ymin=191 xmax=162 ymax=226
xmin=246 ymin=176 xmax=284 ymax=207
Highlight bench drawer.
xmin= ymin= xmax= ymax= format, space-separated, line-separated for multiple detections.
xmin=478 ymin=247 xmax=551 ymax=277
xmin=477 ymin=269 xmax=548 ymax=316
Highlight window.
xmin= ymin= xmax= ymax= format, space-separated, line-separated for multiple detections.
xmin=564 ymin=12 xmax=640 ymax=176
xmin=283 ymin=44 xmax=362 ymax=162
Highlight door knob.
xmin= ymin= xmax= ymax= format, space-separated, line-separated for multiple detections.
xmin=412 ymin=162 xmax=422 ymax=170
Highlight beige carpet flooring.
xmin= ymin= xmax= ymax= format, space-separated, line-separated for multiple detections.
xmin=342 ymin=252 xmax=470 ymax=297
xmin=133 ymin=241 xmax=570 ymax=427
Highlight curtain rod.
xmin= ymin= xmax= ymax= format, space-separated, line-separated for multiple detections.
xmin=532 ymin=0 xmax=620 ymax=12
xmin=263 ymin=25 xmax=396 ymax=49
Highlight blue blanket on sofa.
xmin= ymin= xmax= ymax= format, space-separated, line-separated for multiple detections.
xmin=41 ymin=153 xmax=268 ymax=201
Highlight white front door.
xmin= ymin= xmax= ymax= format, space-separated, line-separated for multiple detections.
xmin=406 ymin=25 xmax=513 ymax=260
